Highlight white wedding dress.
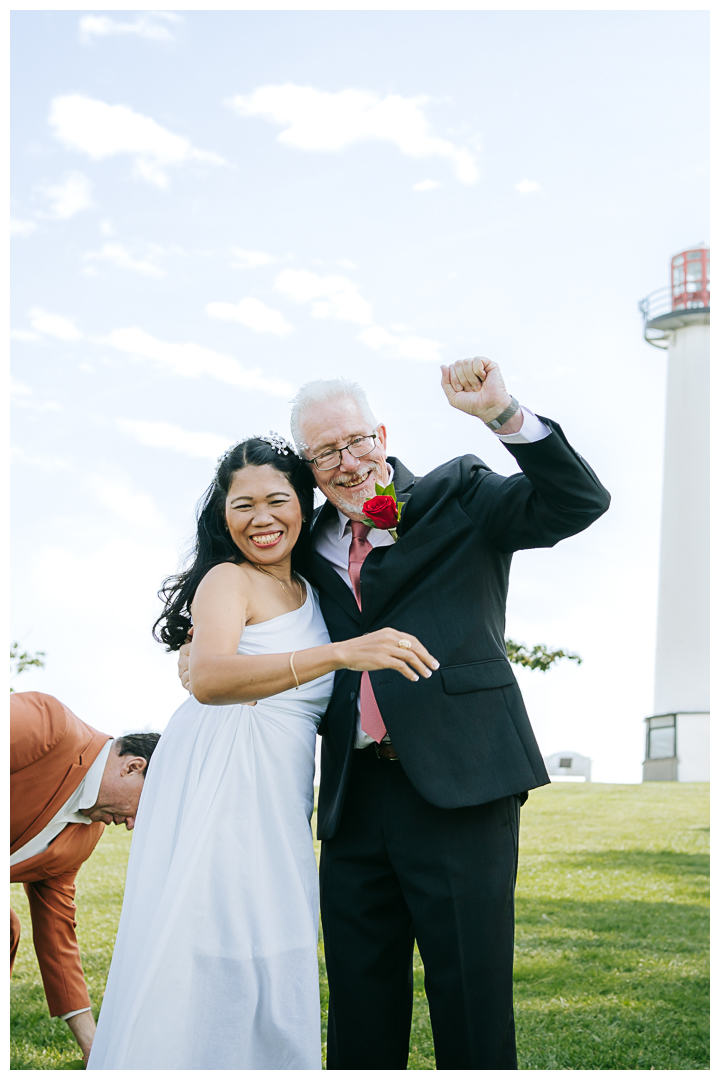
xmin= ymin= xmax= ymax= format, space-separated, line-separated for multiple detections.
xmin=88 ymin=581 xmax=333 ymax=1070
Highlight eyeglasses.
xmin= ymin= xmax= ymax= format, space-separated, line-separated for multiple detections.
xmin=307 ymin=434 xmax=378 ymax=471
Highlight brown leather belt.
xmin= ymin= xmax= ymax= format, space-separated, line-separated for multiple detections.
xmin=375 ymin=741 xmax=400 ymax=760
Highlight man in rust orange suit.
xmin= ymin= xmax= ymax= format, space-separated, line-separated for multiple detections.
xmin=10 ymin=691 xmax=160 ymax=1064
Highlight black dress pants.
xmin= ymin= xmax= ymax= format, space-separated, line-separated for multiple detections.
xmin=320 ymin=747 xmax=520 ymax=1070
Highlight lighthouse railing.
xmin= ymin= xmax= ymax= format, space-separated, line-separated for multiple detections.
xmin=638 ymin=285 xmax=711 ymax=349
xmin=638 ymin=285 xmax=710 ymax=324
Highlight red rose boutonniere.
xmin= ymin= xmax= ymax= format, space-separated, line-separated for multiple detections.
xmin=362 ymin=482 xmax=405 ymax=542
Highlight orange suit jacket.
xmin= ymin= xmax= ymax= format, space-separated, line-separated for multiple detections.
xmin=10 ymin=691 xmax=110 ymax=1016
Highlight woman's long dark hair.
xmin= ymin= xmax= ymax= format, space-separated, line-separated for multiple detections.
xmin=153 ymin=437 xmax=315 ymax=651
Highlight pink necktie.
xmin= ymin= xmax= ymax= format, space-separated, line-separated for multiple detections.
xmin=348 ymin=521 xmax=387 ymax=744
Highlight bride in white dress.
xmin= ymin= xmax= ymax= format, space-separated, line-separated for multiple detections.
xmin=88 ymin=435 xmax=434 ymax=1070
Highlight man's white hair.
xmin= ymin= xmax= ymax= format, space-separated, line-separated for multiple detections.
xmin=290 ymin=378 xmax=378 ymax=453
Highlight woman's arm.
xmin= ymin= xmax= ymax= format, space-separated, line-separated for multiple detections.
xmin=188 ymin=564 xmax=438 ymax=706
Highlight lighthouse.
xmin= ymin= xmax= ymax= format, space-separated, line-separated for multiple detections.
xmin=639 ymin=246 xmax=710 ymax=781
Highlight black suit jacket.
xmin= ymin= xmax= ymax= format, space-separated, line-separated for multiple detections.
xmin=305 ymin=418 xmax=610 ymax=841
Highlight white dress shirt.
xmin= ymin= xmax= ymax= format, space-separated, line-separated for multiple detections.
xmin=314 ymin=407 xmax=551 ymax=747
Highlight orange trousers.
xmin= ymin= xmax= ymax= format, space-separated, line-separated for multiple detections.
xmin=10 ymin=908 xmax=21 ymax=974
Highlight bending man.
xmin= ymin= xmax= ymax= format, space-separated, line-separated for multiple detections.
xmin=10 ymin=691 xmax=160 ymax=1065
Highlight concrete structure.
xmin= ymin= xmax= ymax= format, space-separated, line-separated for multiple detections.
xmin=544 ymin=751 xmax=592 ymax=782
xmin=639 ymin=246 xmax=710 ymax=782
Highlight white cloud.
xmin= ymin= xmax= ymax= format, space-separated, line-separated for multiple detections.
xmin=357 ymin=326 xmax=444 ymax=362
xmin=228 ymin=84 xmax=478 ymax=184
xmin=8 ymin=373 xmax=62 ymax=414
xmin=116 ymin=418 xmax=232 ymax=461
xmin=11 ymin=396 xmax=63 ymax=414
xmin=11 ymin=444 xmax=74 ymax=472
xmin=87 ymin=471 xmax=166 ymax=531
xmin=38 ymin=171 xmax=93 ymax=219
xmin=84 ymin=242 xmax=165 ymax=277
xmin=514 ymin=178 xmax=544 ymax=195
xmin=79 ymin=12 xmax=182 ymax=43
xmin=101 ymin=326 xmax=294 ymax=397
xmin=48 ymin=94 xmax=227 ymax=188
xmin=274 ymin=268 xmax=374 ymax=325
xmin=413 ymin=179 xmax=440 ymax=192
xmin=11 ymin=329 xmax=41 ymax=342
xmin=30 ymin=537 xmax=188 ymax=735
xmin=205 ymin=297 xmax=294 ymax=337
xmin=230 ymin=248 xmax=277 ymax=269
xmin=33 ymin=537 xmax=179 ymax=648
xmin=29 ymin=306 xmax=83 ymax=341
xmin=274 ymin=266 xmax=441 ymax=361
xmin=21 ymin=304 xmax=292 ymax=395
xmin=10 ymin=217 xmax=38 ymax=237
xmin=100 ymin=218 xmax=116 ymax=236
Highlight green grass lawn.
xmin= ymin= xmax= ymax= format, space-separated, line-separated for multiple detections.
xmin=11 ymin=782 xmax=709 ymax=1070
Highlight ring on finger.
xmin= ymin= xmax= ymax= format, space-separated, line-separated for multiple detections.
xmin=398 ymin=639 xmax=413 ymax=649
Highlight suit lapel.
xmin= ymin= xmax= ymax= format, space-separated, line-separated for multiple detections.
xmin=10 ymin=762 xmax=88 ymax=854
xmin=308 ymin=550 xmax=361 ymax=624
xmin=308 ymin=499 xmax=361 ymax=624
xmin=357 ymin=457 xmax=420 ymax=622
xmin=308 ymin=458 xmax=418 ymax=627
xmin=389 ymin=457 xmax=416 ymax=538
xmin=359 ymin=539 xmax=415 ymax=625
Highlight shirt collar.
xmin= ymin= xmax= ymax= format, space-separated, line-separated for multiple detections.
xmin=333 ymin=462 xmax=395 ymax=539
xmin=74 ymin=739 xmax=113 ymax=822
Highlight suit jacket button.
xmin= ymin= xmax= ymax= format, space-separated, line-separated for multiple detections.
xmin=349 ymin=691 xmax=356 ymax=701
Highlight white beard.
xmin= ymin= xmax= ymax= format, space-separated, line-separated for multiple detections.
xmin=328 ymin=462 xmax=380 ymax=517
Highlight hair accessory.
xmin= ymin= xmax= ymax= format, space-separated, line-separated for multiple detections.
xmin=252 ymin=431 xmax=292 ymax=456
xmin=216 ymin=432 xmax=295 ymax=467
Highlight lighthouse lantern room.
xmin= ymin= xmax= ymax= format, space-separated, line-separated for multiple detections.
xmin=672 ymin=247 xmax=710 ymax=310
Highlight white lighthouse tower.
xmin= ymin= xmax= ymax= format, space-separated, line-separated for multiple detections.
xmin=639 ymin=246 xmax=710 ymax=781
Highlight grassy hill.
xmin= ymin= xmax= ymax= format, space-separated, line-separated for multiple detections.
xmin=11 ymin=782 xmax=709 ymax=1070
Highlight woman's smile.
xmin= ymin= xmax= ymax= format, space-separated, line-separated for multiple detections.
xmin=249 ymin=530 xmax=284 ymax=548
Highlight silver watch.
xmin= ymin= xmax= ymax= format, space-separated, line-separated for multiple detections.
xmin=484 ymin=396 xmax=520 ymax=431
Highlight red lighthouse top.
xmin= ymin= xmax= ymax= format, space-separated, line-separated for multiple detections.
xmin=671 ymin=246 xmax=710 ymax=310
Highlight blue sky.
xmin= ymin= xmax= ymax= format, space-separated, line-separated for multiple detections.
xmin=11 ymin=10 xmax=709 ymax=781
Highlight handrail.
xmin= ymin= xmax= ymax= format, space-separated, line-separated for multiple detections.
xmin=638 ymin=285 xmax=710 ymax=349
xmin=638 ymin=285 xmax=710 ymax=324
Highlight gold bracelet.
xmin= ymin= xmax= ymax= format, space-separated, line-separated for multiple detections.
xmin=289 ymin=651 xmax=300 ymax=691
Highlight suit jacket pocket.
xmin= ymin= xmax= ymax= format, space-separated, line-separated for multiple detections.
xmin=440 ymin=658 xmax=515 ymax=694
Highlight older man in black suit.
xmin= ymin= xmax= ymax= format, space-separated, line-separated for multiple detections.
xmin=292 ymin=356 xmax=609 ymax=1070
xmin=179 ymin=355 xmax=609 ymax=1069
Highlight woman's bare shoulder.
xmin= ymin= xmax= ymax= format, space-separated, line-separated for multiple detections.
xmin=195 ymin=561 xmax=255 ymax=596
